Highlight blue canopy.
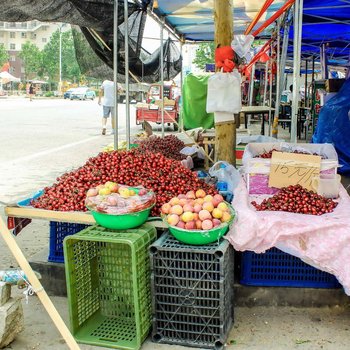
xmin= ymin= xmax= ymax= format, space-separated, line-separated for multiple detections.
xmin=288 ymin=0 xmax=350 ymax=62
xmin=149 ymin=0 xmax=286 ymax=41
xmin=146 ymin=0 xmax=350 ymax=64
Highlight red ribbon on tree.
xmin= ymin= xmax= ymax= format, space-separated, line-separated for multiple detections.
xmin=215 ymin=46 xmax=236 ymax=72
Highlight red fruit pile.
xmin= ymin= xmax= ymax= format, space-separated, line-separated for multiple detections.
xmin=254 ymin=149 xmax=279 ymax=158
xmin=138 ymin=135 xmax=186 ymax=160
xmin=251 ymin=184 xmax=338 ymax=215
xmin=254 ymin=149 xmax=323 ymax=159
xmin=31 ymin=148 xmax=216 ymax=216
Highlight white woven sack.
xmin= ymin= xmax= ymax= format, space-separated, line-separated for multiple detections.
xmin=206 ymin=69 xmax=242 ymax=114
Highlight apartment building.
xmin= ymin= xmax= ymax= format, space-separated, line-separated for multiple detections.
xmin=0 ymin=21 xmax=64 ymax=79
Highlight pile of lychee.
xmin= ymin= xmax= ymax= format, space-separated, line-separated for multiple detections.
xmin=161 ymin=189 xmax=233 ymax=231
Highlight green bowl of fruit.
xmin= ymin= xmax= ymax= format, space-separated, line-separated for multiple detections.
xmin=89 ymin=206 xmax=154 ymax=230
xmin=85 ymin=182 xmax=155 ymax=230
xmin=161 ymin=190 xmax=236 ymax=245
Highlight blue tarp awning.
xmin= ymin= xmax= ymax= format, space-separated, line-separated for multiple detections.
xmin=146 ymin=0 xmax=350 ymax=64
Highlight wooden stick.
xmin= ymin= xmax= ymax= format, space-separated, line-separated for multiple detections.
xmin=89 ymin=29 xmax=141 ymax=84
xmin=0 ymin=216 xmax=80 ymax=350
xmin=89 ymin=28 xmax=112 ymax=51
xmin=5 ymin=206 xmax=167 ymax=228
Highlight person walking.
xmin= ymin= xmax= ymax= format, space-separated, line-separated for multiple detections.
xmin=98 ymin=80 xmax=115 ymax=135
xmin=28 ymin=82 xmax=35 ymax=101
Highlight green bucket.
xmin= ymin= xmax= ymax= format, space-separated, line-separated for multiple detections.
xmin=86 ymin=186 xmax=155 ymax=230
xmin=89 ymin=206 xmax=153 ymax=230
xmin=165 ymin=205 xmax=236 ymax=245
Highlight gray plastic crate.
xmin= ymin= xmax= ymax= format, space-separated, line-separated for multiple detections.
xmin=150 ymin=233 xmax=234 ymax=350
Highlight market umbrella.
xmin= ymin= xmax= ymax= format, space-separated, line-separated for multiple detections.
xmin=30 ymin=79 xmax=48 ymax=84
xmin=0 ymin=71 xmax=20 ymax=83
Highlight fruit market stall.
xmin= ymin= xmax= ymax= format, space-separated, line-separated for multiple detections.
xmin=225 ymin=142 xmax=350 ymax=294
xmin=4 ymin=136 xmax=218 ymax=236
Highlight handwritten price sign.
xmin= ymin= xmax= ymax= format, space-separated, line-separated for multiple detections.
xmin=269 ymin=152 xmax=321 ymax=190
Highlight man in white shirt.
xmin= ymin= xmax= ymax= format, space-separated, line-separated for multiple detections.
xmin=98 ymin=80 xmax=115 ymax=135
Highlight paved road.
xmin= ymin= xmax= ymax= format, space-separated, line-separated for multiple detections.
xmin=0 ymin=97 xmax=170 ymax=203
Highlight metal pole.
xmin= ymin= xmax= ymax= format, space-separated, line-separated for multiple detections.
xmin=124 ymin=0 xmax=130 ymax=149
xmin=320 ymin=44 xmax=328 ymax=80
xmin=311 ymin=55 xmax=316 ymax=133
xmin=179 ymin=40 xmax=184 ymax=132
xmin=268 ymin=50 xmax=273 ymax=136
xmin=113 ymin=0 xmax=119 ymax=150
xmin=59 ymin=27 xmax=62 ymax=95
xmin=160 ymin=18 xmax=165 ymax=137
xmin=249 ymin=63 xmax=255 ymax=106
xmin=290 ymin=0 xmax=303 ymax=143
xmin=304 ymin=59 xmax=308 ymax=107
xmin=272 ymin=14 xmax=290 ymax=138
xmin=263 ymin=61 xmax=268 ymax=105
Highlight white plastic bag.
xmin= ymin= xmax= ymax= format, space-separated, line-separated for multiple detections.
xmin=209 ymin=161 xmax=241 ymax=193
xmin=206 ymin=70 xmax=242 ymax=114
xmin=231 ymin=34 xmax=254 ymax=59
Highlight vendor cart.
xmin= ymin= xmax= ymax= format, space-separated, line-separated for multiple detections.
xmin=136 ymin=83 xmax=180 ymax=131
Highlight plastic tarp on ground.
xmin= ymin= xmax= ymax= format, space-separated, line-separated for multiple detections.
xmin=181 ymin=74 xmax=214 ymax=130
xmin=312 ymin=78 xmax=350 ymax=176
xmin=227 ymin=179 xmax=350 ymax=295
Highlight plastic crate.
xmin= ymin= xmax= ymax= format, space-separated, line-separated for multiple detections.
xmin=240 ymin=247 xmax=340 ymax=288
xmin=150 ymin=233 xmax=234 ymax=350
xmin=63 ymin=224 xmax=156 ymax=350
xmin=48 ymin=221 xmax=89 ymax=263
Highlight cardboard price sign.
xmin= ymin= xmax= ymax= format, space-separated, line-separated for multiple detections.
xmin=269 ymin=152 xmax=321 ymax=190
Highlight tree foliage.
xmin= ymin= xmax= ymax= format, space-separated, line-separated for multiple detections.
xmin=0 ymin=44 xmax=9 ymax=68
xmin=18 ymin=41 xmax=43 ymax=80
xmin=42 ymin=29 xmax=81 ymax=82
xmin=192 ymin=42 xmax=215 ymax=70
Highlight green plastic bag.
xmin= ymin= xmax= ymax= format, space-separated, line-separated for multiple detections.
xmin=181 ymin=73 xmax=214 ymax=130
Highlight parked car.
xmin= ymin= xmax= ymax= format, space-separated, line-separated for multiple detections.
xmin=64 ymin=88 xmax=75 ymax=99
xmin=70 ymin=87 xmax=96 ymax=100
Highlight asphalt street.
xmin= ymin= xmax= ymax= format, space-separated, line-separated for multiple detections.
xmin=0 ymin=97 xmax=151 ymax=203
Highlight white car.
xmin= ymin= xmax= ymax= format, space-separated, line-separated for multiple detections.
xmin=70 ymin=87 xmax=96 ymax=100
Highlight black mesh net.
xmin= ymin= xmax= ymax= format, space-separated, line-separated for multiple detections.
xmin=0 ymin=0 xmax=182 ymax=83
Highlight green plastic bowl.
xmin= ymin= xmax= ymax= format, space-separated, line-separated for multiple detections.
xmin=89 ymin=206 xmax=153 ymax=230
xmin=165 ymin=205 xmax=236 ymax=245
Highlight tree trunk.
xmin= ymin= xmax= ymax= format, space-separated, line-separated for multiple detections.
xmin=214 ymin=0 xmax=236 ymax=166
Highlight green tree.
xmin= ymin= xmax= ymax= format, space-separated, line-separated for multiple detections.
xmin=18 ymin=41 xmax=43 ymax=80
xmin=0 ymin=44 xmax=9 ymax=68
xmin=192 ymin=42 xmax=215 ymax=70
xmin=42 ymin=29 xmax=81 ymax=82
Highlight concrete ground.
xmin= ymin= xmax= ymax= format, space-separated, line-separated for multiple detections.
xmin=4 ymin=290 xmax=350 ymax=350
xmin=1 ymin=98 xmax=350 ymax=349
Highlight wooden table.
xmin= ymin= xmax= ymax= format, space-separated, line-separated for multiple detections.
xmin=241 ymin=106 xmax=275 ymax=135
xmin=202 ymin=129 xmax=216 ymax=170
xmin=201 ymin=128 xmax=251 ymax=170
xmin=5 ymin=205 xmax=167 ymax=228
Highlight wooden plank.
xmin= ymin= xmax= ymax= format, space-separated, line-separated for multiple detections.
xmin=214 ymin=0 xmax=236 ymax=166
xmin=0 ymin=216 xmax=80 ymax=350
xmin=5 ymin=206 xmax=167 ymax=229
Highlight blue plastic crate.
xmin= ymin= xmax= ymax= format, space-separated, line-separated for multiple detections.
xmin=48 ymin=221 xmax=89 ymax=263
xmin=241 ymin=247 xmax=340 ymax=288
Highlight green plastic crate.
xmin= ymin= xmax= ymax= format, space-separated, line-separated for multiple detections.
xmin=63 ymin=224 xmax=157 ymax=350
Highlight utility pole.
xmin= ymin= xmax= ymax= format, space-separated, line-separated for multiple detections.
xmin=214 ymin=0 xmax=236 ymax=165
xmin=57 ymin=23 xmax=66 ymax=96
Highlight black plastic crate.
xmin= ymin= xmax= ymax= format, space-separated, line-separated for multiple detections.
xmin=240 ymin=247 xmax=340 ymax=288
xmin=48 ymin=221 xmax=89 ymax=263
xmin=150 ymin=233 xmax=234 ymax=350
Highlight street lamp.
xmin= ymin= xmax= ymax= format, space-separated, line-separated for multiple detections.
xmin=57 ymin=23 xmax=66 ymax=96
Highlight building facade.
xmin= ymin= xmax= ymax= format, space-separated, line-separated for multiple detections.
xmin=0 ymin=21 xmax=62 ymax=80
